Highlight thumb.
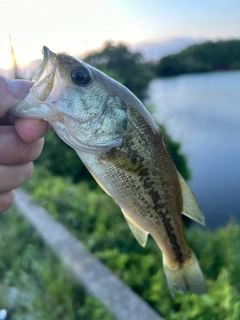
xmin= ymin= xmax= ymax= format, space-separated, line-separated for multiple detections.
xmin=0 ymin=77 xmax=33 ymax=117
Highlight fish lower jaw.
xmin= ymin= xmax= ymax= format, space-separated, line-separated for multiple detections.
xmin=8 ymin=93 xmax=56 ymax=119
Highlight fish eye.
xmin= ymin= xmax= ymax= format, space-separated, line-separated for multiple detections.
xmin=70 ymin=66 xmax=92 ymax=86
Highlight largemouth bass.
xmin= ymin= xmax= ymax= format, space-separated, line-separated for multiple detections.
xmin=10 ymin=47 xmax=207 ymax=296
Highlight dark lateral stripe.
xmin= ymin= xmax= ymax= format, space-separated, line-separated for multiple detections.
xmin=146 ymin=180 xmax=184 ymax=264
xmin=161 ymin=213 xmax=184 ymax=263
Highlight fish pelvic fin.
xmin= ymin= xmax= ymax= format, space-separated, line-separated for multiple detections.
xmin=163 ymin=250 xmax=207 ymax=297
xmin=122 ymin=210 xmax=149 ymax=247
xmin=177 ymin=171 xmax=205 ymax=226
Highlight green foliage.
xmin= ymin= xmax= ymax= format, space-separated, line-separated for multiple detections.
xmin=24 ymin=168 xmax=240 ymax=319
xmin=156 ymin=39 xmax=240 ymax=77
xmin=84 ymin=41 xmax=154 ymax=100
xmin=0 ymin=208 xmax=114 ymax=319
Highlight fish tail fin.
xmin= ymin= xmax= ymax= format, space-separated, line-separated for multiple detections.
xmin=163 ymin=250 xmax=207 ymax=297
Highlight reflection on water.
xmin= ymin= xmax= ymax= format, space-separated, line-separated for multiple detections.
xmin=148 ymin=71 xmax=240 ymax=228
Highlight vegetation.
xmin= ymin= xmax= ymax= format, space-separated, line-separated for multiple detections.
xmin=83 ymin=40 xmax=240 ymax=81
xmin=156 ymin=39 xmax=240 ymax=77
xmin=23 ymin=167 xmax=240 ymax=320
xmin=0 ymin=208 xmax=114 ymax=319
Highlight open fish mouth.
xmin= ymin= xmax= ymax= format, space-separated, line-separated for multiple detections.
xmin=8 ymin=46 xmax=61 ymax=120
xmin=32 ymin=46 xmax=58 ymax=101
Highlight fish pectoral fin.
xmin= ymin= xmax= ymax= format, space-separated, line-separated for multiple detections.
xmin=122 ymin=210 xmax=148 ymax=247
xmin=177 ymin=171 xmax=205 ymax=226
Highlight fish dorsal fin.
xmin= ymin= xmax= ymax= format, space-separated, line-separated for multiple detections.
xmin=122 ymin=209 xmax=149 ymax=247
xmin=177 ymin=171 xmax=205 ymax=226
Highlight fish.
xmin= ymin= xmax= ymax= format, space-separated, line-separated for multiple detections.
xmin=9 ymin=46 xmax=207 ymax=297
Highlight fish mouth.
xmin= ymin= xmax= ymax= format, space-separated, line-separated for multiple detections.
xmin=32 ymin=46 xmax=58 ymax=100
xmin=9 ymin=46 xmax=60 ymax=120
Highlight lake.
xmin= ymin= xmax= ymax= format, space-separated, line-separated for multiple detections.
xmin=148 ymin=70 xmax=240 ymax=229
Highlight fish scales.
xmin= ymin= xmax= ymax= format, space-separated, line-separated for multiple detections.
xmin=9 ymin=47 xmax=207 ymax=296
xmin=80 ymin=105 xmax=190 ymax=267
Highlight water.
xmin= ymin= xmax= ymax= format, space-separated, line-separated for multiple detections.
xmin=148 ymin=71 xmax=240 ymax=228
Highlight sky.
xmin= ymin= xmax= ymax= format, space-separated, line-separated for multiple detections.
xmin=0 ymin=0 xmax=240 ymax=69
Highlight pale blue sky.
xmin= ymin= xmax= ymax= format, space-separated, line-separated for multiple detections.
xmin=0 ymin=0 xmax=239 ymax=68
xmin=113 ymin=0 xmax=240 ymax=40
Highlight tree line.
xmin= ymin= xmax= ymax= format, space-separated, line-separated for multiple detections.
xmin=156 ymin=39 xmax=240 ymax=77
xmin=84 ymin=39 xmax=240 ymax=84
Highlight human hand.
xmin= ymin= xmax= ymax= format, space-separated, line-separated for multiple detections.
xmin=0 ymin=77 xmax=50 ymax=213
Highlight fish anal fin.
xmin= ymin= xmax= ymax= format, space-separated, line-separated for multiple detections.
xmin=177 ymin=171 xmax=205 ymax=226
xmin=122 ymin=209 xmax=148 ymax=247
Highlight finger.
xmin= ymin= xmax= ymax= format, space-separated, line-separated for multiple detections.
xmin=13 ymin=118 xmax=51 ymax=143
xmin=0 ymin=127 xmax=44 ymax=165
xmin=8 ymin=79 xmax=33 ymax=100
xmin=0 ymin=162 xmax=33 ymax=193
xmin=0 ymin=77 xmax=33 ymax=117
xmin=0 ymin=191 xmax=15 ymax=214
